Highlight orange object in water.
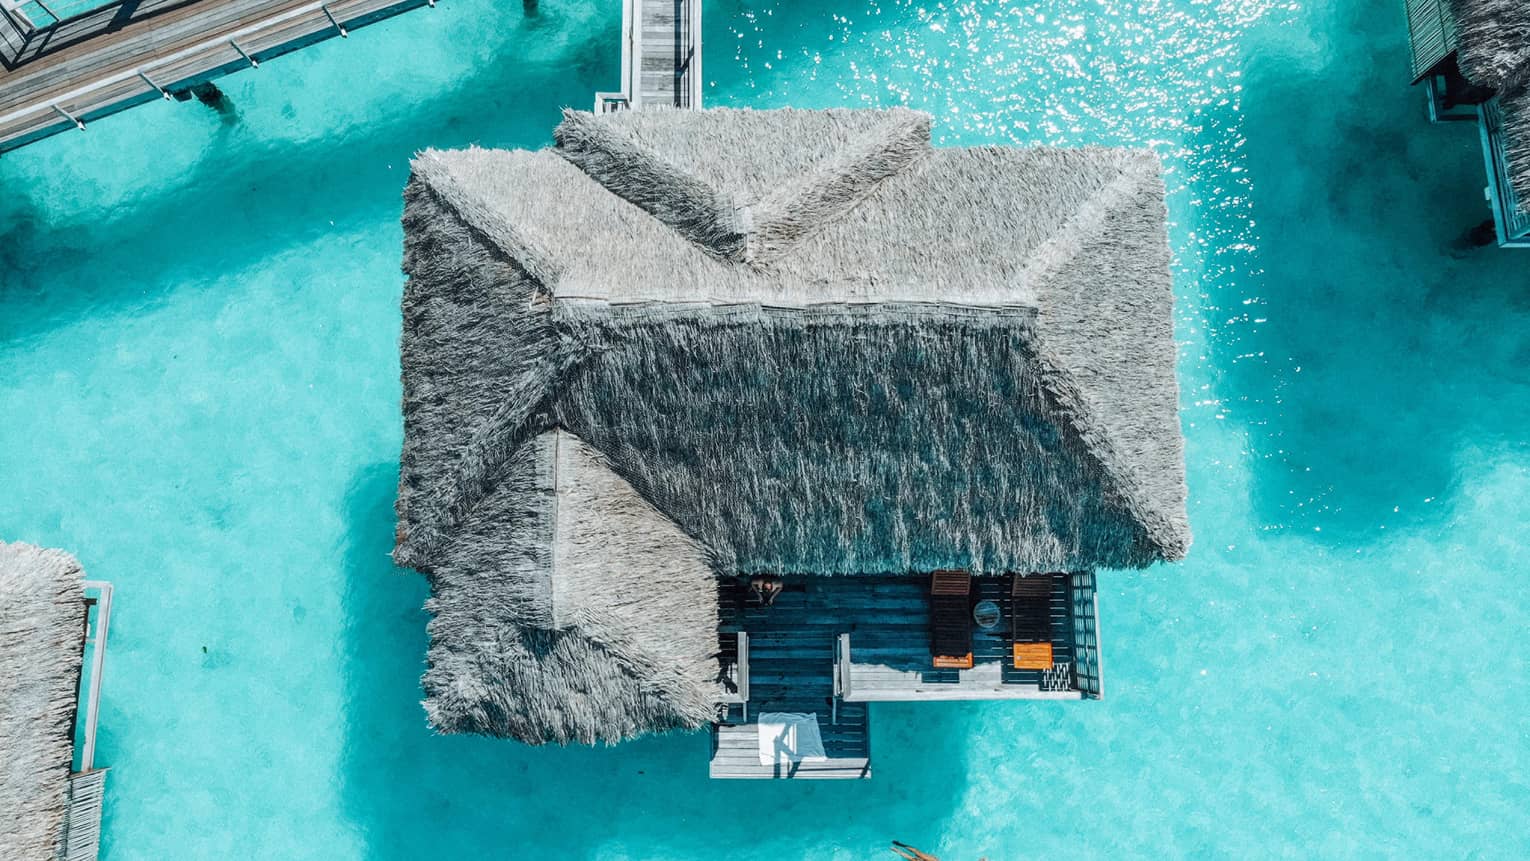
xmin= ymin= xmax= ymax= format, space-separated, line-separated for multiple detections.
xmin=1012 ymin=641 xmax=1054 ymax=670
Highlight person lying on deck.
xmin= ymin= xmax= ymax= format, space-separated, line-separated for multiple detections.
xmin=749 ymin=575 xmax=784 ymax=606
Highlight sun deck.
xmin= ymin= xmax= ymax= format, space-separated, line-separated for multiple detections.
xmin=709 ymin=572 xmax=1103 ymax=779
xmin=0 ymin=0 xmax=433 ymax=153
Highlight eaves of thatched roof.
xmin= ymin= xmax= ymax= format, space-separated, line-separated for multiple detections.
xmin=0 ymin=541 xmax=86 ymax=859
xmin=395 ymin=107 xmax=1188 ymax=743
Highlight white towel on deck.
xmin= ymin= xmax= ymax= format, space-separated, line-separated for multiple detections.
xmin=757 ymin=712 xmax=828 ymax=766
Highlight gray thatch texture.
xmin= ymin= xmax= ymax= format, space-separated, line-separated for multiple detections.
xmin=418 ymin=430 xmax=719 ymax=743
xmin=1450 ymin=0 xmax=1530 ymax=88
xmin=396 ymin=107 xmax=1188 ymax=743
xmin=0 ymin=541 xmax=86 ymax=861
xmin=1447 ymin=1 xmax=1530 ymax=213
xmin=1497 ymin=70 xmax=1530 ymax=213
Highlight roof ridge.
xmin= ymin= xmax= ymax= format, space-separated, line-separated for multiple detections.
xmin=1021 ymin=153 xmax=1189 ymax=560
xmin=744 ymin=109 xmax=932 ymax=263
xmin=555 ymin=110 xmax=749 ymax=259
xmin=554 ymin=108 xmax=934 ymax=267
xmin=1013 ymin=152 xmax=1161 ymax=293
xmin=411 ymin=149 xmax=564 ymax=288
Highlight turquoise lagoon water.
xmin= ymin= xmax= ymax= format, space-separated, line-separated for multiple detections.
xmin=2 ymin=0 xmax=1529 ymax=857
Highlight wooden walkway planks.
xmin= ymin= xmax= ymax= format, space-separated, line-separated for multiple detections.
xmin=0 ymin=0 xmax=433 ymax=153
xmin=594 ymin=0 xmax=698 ymax=112
xmin=710 ymin=710 xmax=871 ymax=780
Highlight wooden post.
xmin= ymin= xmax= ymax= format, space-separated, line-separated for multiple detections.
xmin=51 ymin=103 xmax=84 ymax=130
xmin=320 ymin=4 xmax=347 ymax=37
xmin=230 ymin=37 xmax=258 ymax=67
xmin=138 ymin=70 xmax=172 ymax=100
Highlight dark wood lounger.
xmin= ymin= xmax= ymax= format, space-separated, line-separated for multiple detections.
xmin=1011 ymin=573 xmax=1055 ymax=669
xmin=930 ymin=569 xmax=972 ymax=669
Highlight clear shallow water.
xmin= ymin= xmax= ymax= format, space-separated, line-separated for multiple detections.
xmin=2 ymin=0 xmax=1528 ymax=857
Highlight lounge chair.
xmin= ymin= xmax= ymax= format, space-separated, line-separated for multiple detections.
xmin=930 ymin=570 xmax=973 ymax=669
xmin=1011 ymin=573 xmax=1054 ymax=670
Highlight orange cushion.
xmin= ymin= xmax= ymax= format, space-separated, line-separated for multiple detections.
xmin=1013 ymin=642 xmax=1054 ymax=670
xmin=932 ymin=653 xmax=973 ymax=669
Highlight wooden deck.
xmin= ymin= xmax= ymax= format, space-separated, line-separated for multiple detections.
xmin=839 ymin=575 xmax=1083 ymax=701
xmin=711 ymin=578 xmax=872 ymax=778
xmin=0 ymin=0 xmax=433 ymax=153
xmin=710 ymin=707 xmax=871 ymax=779
xmin=709 ymin=572 xmax=1100 ymax=778
xmin=593 ymin=0 xmax=698 ymax=112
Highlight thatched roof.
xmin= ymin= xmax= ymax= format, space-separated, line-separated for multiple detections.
xmin=395 ymin=107 xmax=1188 ymax=743
xmin=1449 ymin=1 xmax=1530 ymax=213
xmin=419 ymin=429 xmax=720 ymax=744
xmin=0 ymin=541 xmax=86 ymax=859
xmin=1450 ymin=0 xmax=1530 ymax=88
xmin=1496 ymin=70 xmax=1530 ymax=216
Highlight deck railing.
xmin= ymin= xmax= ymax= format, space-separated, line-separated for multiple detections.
xmin=1069 ymin=572 xmax=1103 ymax=698
xmin=61 ymin=580 xmax=113 ymax=861
xmin=717 ymin=630 xmax=750 ymax=716
xmin=0 ymin=0 xmax=195 ymax=67
xmin=1479 ymin=98 xmax=1530 ymax=246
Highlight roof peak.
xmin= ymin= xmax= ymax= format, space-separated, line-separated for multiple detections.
xmin=554 ymin=107 xmax=932 ymax=264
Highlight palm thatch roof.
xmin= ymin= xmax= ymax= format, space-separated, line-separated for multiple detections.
xmin=1449 ymin=1 xmax=1530 ymax=213
xmin=0 ymin=541 xmax=86 ymax=860
xmin=1499 ymin=71 xmax=1530 ymax=214
xmin=395 ymin=107 xmax=1188 ymax=744
xmin=1450 ymin=0 xmax=1530 ymax=88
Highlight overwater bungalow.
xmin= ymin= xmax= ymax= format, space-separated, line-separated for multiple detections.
xmin=1406 ymin=0 xmax=1530 ymax=246
xmin=393 ymin=105 xmax=1189 ymax=779
xmin=0 ymin=540 xmax=113 ymax=858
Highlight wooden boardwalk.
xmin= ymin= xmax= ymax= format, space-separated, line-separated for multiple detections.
xmin=0 ymin=0 xmax=433 ymax=153
xmin=594 ymin=0 xmax=698 ymax=112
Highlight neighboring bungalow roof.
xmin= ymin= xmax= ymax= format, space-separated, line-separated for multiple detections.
xmin=1451 ymin=0 xmax=1530 ymax=88
xmin=1500 ymin=71 xmax=1530 ymax=214
xmin=1451 ymin=0 xmax=1530 ymax=213
xmin=0 ymin=541 xmax=86 ymax=859
xmin=395 ymin=107 xmax=1188 ymax=743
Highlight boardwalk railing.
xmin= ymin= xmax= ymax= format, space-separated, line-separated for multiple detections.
xmin=0 ymin=0 xmax=435 ymax=153
xmin=674 ymin=0 xmax=700 ymax=108
xmin=716 ymin=630 xmax=750 ymax=715
xmin=1 ymin=0 xmax=196 ymax=67
xmin=1070 ymin=572 xmax=1103 ymax=698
